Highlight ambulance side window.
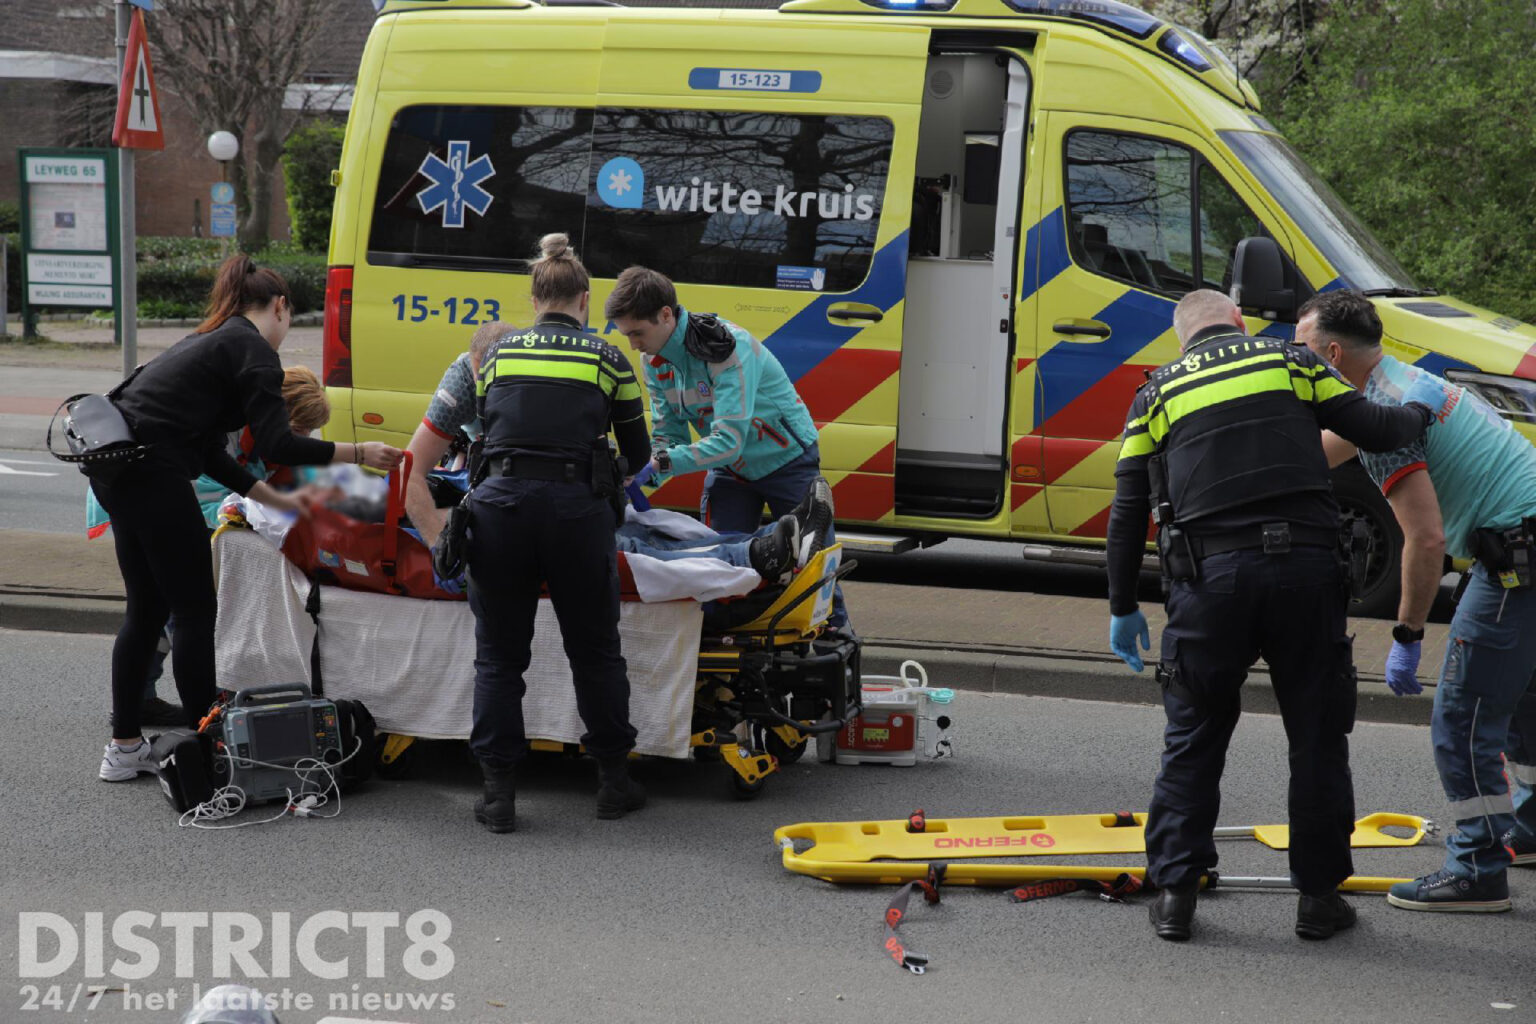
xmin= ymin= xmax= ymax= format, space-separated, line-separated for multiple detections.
xmin=582 ymin=109 xmax=894 ymax=292
xmin=1065 ymin=131 xmax=1195 ymax=295
xmin=1064 ymin=129 xmax=1264 ymax=297
xmin=1198 ymin=163 xmax=1264 ymax=292
xmin=367 ymin=105 xmax=594 ymax=270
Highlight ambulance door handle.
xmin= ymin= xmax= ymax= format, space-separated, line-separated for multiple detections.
xmin=827 ymin=304 xmax=883 ymax=324
xmin=1053 ymin=319 xmax=1111 ymax=339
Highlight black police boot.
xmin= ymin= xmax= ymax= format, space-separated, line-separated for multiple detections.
xmin=1295 ymin=891 xmax=1356 ymax=940
xmin=1149 ymin=883 xmax=1198 ymax=941
xmin=595 ymin=755 xmax=646 ymax=820
xmin=473 ymin=763 xmax=517 ymax=834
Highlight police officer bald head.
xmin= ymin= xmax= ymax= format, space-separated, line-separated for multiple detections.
xmin=1172 ymin=290 xmax=1247 ymax=351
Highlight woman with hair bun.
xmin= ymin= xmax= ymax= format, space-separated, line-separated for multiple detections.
xmin=465 ymin=232 xmax=651 ymax=832
xmin=93 ymin=253 xmax=403 ymax=783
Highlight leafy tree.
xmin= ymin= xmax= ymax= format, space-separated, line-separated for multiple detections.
xmin=1274 ymin=0 xmax=1536 ymax=321
xmin=282 ymin=118 xmax=346 ymax=253
xmin=152 ymin=0 xmax=335 ymax=250
xmin=1143 ymin=0 xmax=1331 ymax=103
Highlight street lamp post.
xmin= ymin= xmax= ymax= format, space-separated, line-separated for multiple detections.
xmin=207 ymin=131 xmax=240 ymax=246
xmin=207 ymin=131 xmax=239 ymax=177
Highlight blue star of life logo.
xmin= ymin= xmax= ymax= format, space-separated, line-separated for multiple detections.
xmin=416 ymin=140 xmax=495 ymax=229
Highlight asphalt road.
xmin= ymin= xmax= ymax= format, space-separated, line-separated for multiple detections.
xmin=3 ymin=627 xmax=1529 ymax=1024
xmin=0 ymin=449 xmax=84 ymax=534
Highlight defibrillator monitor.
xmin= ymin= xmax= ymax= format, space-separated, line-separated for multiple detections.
xmin=248 ymin=707 xmax=318 ymax=765
xmin=218 ymin=685 xmax=344 ymax=802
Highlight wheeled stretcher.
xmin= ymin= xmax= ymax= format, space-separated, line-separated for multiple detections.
xmin=211 ymin=523 xmax=860 ymax=796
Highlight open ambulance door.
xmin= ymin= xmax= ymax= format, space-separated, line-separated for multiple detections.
xmin=895 ymin=41 xmax=1031 ymax=522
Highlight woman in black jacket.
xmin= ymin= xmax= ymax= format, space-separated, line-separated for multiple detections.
xmin=93 ymin=254 xmax=403 ymax=782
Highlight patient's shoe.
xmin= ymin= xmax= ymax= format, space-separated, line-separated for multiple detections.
xmin=750 ymin=516 xmax=799 ymax=583
xmin=797 ymin=477 xmax=835 ymax=568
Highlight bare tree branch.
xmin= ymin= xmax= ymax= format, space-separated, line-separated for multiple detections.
xmin=153 ymin=0 xmax=331 ymax=248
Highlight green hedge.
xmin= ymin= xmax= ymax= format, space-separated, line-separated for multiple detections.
xmin=7 ymin=236 xmax=327 ymax=320
xmin=283 ymin=119 xmax=345 ymax=254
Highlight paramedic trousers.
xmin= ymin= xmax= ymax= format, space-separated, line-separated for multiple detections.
xmin=465 ymin=478 xmax=638 ymax=769
xmin=701 ymin=444 xmax=848 ymax=627
xmin=89 ymin=465 xmax=219 ymax=737
xmin=1145 ymin=546 xmax=1357 ymax=895
xmin=1431 ymin=564 xmax=1536 ymax=878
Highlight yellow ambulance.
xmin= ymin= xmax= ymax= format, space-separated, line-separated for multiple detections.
xmin=323 ymin=0 xmax=1536 ymax=616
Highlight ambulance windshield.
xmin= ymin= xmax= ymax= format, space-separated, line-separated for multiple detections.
xmin=1220 ymin=130 xmax=1426 ymax=296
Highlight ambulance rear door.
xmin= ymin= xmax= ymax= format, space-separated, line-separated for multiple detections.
xmin=351 ymin=8 xmax=606 ymax=443
xmin=589 ymin=13 xmax=928 ymax=526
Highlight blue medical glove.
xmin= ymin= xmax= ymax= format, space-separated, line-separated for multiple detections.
xmin=432 ymin=569 xmax=465 ymax=596
xmin=1401 ymin=375 xmax=1453 ymax=423
xmin=1384 ymin=639 xmax=1423 ymax=695
xmin=1110 ymin=610 xmax=1151 ymax=673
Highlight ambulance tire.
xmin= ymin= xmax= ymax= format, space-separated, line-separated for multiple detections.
xmin=1332 ymin=460 xmax=1403 ymax=620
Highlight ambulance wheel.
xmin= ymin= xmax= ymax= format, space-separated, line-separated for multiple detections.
xmin=1333 ymin=460 xmax=1403 ymax=619
xmin=728 ymin=771 xmax=766 ymax=800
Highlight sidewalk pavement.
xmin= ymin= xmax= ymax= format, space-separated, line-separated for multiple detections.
xmin=0 ymin=527 xmax=1440 ymax=726
xmin=0 ymin=320 xmax=323 ymax=451
xmin=0 ymin=319 xmax=1437 ymax=725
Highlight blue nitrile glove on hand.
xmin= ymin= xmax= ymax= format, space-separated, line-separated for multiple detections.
xmin=1110 ymin=610 xmax=1151 ymax=673
xmin=625 ymin=463 xmax=655 ymax=512
xmin=1402 ymin=375 xmax=1453 ymax=423
xmin=1384 ymin=639 xmax=1423 ymax=695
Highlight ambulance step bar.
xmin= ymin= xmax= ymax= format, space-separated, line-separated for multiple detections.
xmin=835 ymin=532 xmax=922 ymax=555
xmin=1020 ymin=544 xmax=1162 ymax=573
xmin=834 ymin=534 xmax=1163 ymax=569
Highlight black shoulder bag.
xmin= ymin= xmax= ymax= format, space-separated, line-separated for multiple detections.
xmin=46 ymin=364 xmax=152 ymax=479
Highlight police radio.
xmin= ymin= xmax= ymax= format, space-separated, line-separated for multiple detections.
xmin=212 ymin=685 xmax=344 ymax=804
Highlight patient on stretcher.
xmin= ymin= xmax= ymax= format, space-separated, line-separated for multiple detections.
xmin=231 ymin=471 xmax=835 ymax=607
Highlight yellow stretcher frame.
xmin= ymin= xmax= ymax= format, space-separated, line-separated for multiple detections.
xmin=775 ymin=811 xmax=1434 ymax=893
xmin=378 ymin=545 xmax=858 ymax=798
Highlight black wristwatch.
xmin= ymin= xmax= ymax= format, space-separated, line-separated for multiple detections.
xmin=1392 ymin=623 xmax=1425 ymax=644
xmin=654 ymin=450 xmax=671 ymax=474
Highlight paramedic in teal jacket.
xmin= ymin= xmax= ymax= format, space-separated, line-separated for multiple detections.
xmin=604 ymin=266 xmax=846 ymax=627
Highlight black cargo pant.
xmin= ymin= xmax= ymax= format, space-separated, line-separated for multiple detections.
xmin=465 ymin=477 xmax=637 ymax=769
xmin=1145 ymin=545 xmax=1357 ymax=895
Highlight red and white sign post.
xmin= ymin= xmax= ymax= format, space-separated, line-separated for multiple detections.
xmin=110 ymin=3 xmax=164 ymax=371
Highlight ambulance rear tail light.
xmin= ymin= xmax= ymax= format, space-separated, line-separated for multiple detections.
xmin=323 ymin=266 xmax=353 ymax=389
xmin=1444 ymin=369 xmax=1536 ymax=425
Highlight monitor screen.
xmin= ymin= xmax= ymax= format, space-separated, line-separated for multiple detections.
xmin=250 ymin=708 xmax=314 ymax=765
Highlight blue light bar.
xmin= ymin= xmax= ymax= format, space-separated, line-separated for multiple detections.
xmin=1000 ymin=0 xmax=1162 ymax=40
xmin=1157 ymin=28 xmax=1211 ymax=72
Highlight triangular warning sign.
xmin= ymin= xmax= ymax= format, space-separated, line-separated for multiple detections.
xmin=112 ymin=8 xmax=164 ymax=150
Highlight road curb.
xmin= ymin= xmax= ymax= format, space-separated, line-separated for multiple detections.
xmin=862 ymin=643 xmax=1434 ymax=727
xmin=0 ymin=593 xmax=125 ymax=635
xmin=0 ymin=593 xmax=1435 ymax=726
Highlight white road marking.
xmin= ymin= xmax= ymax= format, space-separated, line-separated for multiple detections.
xmin=0 ymin=462 xmax=57 ymax=477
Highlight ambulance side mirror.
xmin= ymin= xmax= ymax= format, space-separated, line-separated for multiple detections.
xmin=1230 ymin=236 xmax=1297 ymax=323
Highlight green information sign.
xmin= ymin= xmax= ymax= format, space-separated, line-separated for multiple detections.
xmin=18 ymin=148 xmax=121 ymax=336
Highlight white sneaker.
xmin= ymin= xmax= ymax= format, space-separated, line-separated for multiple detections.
xmin=99 ymin=739 xmax=157 ymax=782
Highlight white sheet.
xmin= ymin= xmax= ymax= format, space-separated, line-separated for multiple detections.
xmin=213 ymin=529 xmax=701 ymax=758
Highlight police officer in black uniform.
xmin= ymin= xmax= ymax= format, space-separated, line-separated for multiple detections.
xmin=1105 ymin=290 xmax=1445 ymax=941
xmin=467 ymin=233 xmax=650 ymax=833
